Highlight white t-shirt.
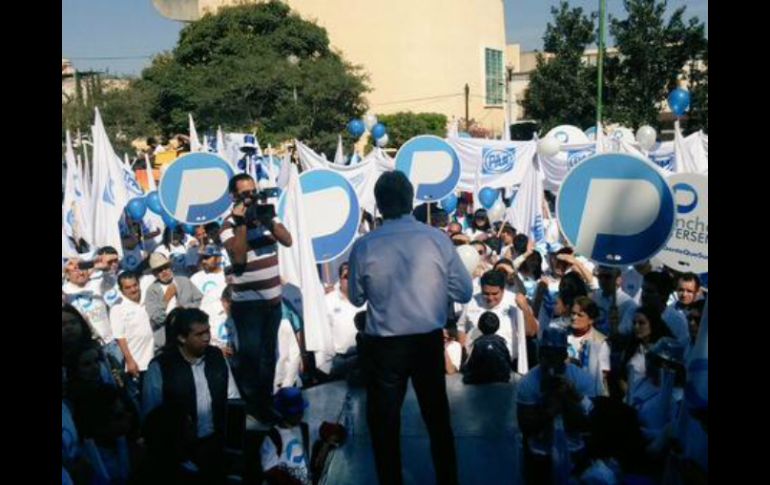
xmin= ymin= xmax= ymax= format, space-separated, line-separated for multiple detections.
xmin=446 ymin=341 xmax=462 ymax=371
xmin=159 ymin=282 xmax=178 ymax=314
xmin=109 ymin=297 xmax=154 ymax=371
xmin=190 ymin=270 xmax=227 ymax=347
xmin=324 ymin=289 xmax=362 ymax=355
xmin=260 ymin=426 xmax=311 ymax=485
xmin=87 ymin=271 xmax=122 ymax=308
xmin=567 ymin=331 xmax=610 ymax=373
xmin=63 ymin=282 xmax=113 ymax=344
xmin=460 ymin=290 xmax=521 ymax=360
xmin=621 ymin=268 xmax=644 ymax=305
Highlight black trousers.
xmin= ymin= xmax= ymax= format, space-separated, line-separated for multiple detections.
xmin=363 ymin=329 xmax=459 ymax=485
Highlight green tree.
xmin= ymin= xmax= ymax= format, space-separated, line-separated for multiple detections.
xmin=376 ymin=112 xmax=447 ymax=149
xmin=521 ymin=2 xmax=598 ymax=132
xmin=686 ymin=41 xmax=708 ymax=134
xmin=135 ymin=0 xmax=369 ymax=156
xmin=604 ymin=0 xmax=707 ymax=129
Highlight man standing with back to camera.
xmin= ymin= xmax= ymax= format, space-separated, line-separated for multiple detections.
xmin=348 ymin=171 xmax=473 ymax=485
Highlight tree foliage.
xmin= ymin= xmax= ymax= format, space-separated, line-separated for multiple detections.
xmin=376 ymin=112 xmax=447 ymax=149
xmin=520 ymin=2 xmax=598 ymax=132
xmin=605 ymin=0 xmax=708 ymax=130
xmin=133 ymin=0 xmax=369 ymax=155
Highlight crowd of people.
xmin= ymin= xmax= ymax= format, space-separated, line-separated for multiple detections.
xmin=62 ymin=165 xmax=707 ymax=484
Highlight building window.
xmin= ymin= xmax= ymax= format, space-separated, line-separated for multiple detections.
xmin=485 ymin=48 xmax=504 ymax=105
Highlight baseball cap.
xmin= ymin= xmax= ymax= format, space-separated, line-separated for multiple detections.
xmin=273 ymin=387 xmax=309 ymax=418
xmin=200 ymin=245 xmax=222 ymax=258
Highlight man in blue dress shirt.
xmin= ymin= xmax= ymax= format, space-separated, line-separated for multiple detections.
xmin=348 ymin=171 xmax=473 ymax=485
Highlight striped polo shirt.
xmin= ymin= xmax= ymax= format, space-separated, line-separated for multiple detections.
xmin=220 ymin=217 xmax=282 ymax=305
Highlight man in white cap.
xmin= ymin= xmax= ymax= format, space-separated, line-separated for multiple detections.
xmin=145 ymin=252 xmax=203 ymax=349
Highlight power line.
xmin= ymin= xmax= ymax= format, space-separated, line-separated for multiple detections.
xmin=373 ymin=93 xmax=463 ymax=107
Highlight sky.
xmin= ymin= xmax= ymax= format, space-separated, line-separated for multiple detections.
xmin=62 ymin=0 xmax=708 ymax=77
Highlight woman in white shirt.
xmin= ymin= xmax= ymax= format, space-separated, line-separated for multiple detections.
xmin=619 ymin=306 xmax=673 ymax=404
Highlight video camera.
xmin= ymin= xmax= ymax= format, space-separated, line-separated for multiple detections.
xmin=235 ymin=187 xmax=280 ymax=226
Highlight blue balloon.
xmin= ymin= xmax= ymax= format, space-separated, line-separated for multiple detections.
xmin=667 ymin=88 xmax=691 ymax=117
xmin=478 ymin=187 xmax=498 ymax=209
xmin=371 ymin=123 xmax=387 ymax=140
xmin=161 ymin=210 xmax=178 ymax=229
xmin=440 ymin=193 xmax=458 ymax=213
xmin=347 ymin=119 xmax=365 ymax=138
xmin=146 ymin=191 xmax=163 ymax=215
xmin=126 ymin=197 xmax=147 ymax=220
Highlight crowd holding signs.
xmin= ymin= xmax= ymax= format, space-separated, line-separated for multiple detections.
xmin=62 ymin=107 xmax=707 ymax=485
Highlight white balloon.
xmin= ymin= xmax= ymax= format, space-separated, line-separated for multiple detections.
xmin=375 ymin=133 xmax=389 ymax=147
xmin=487 ymin=198 xmax=506 ymax=223
xmin=363 ymin=114 xmax=378 ymax=131
xmin=537 ymin=136 xmax=561 ymax=157
xmin=456 ymin=244 xmax=481 ymax=276
xmin=636 ymin=125 xmax=657 ymax=151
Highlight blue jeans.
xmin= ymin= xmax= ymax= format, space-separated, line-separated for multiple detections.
xmin=229 ymin=301 xmax=282 ymax=417
xmin=103 ymin=340 xmax=125 ymax=368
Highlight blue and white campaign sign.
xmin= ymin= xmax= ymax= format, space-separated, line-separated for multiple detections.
xmin=482 ymin=147 xmax=517 ymax=174
xmin=566 ymin=147 xmax=596 ymax=169
xmin=557 ymin=153 xmax=676 ymax=266
xmin=395 ymin=135 xmax=461 ymax=201
xmin=545 ymin=125 xmax=590 ymax=145
xmin=278 ymin=168 xmax=360 ymax=263
xmin=657 ymin=173 xmax=708 ymax=273
xmin=158 ymin=153 xmax=235 ymax=225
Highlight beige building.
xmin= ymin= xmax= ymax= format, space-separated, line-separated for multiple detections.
xmin=154 ymin=0 xmax=509 ymax=133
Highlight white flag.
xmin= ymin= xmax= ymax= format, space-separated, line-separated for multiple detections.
xmin=216 ymin=126 xmax=228 ymax=162
xmin=91 ymin=108 xmax=129 ymax=256
xmin=63 ymin=130 xmax=94 ymax=251
xmin=334 ymin=135 xmax=345 ymax=165
xmin=278 ymin=165 xmax=333 ymax=353
xmin=674 ymin=121 xmax=708 ymax=174
xmin=505 ymin=156 xmax=546 ymax=245
xmin=188 ymin=113 xmax=201 ymax=152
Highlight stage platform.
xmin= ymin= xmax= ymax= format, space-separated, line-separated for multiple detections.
xmin=302 ymin=374 xmax=524 ymax=485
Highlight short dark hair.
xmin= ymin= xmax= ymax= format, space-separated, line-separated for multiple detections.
xmin=644 ymin=271 xmax=675 ymax=297
xmin=573 ymin=296 xmax=600 ymax=320
xmin=501 ymin=224 xmax=516 ymax=238
xmin=480 ymin=270 xmax=506 ymax=289
xmin=478 ymin=311 xmax=500 ymax=335
xmin=559 ymin=272 xmax=589 ymax=308
xmin=117 ymin=271 xmax=139 ymax=290
xmin=228 ymin=173 xmax=255 ymax=194
xmin=513 ymin=234 xmax=529 ymax=254
xmin=374 ymin=171 xmax=414 ymax=219
xmin=354 ymin=311 xmax=367 ymax=332
xmin=494 ymin=258 xmax=514 ymax=271
xmin=96 ymin=246 xmax=119 ymax=256
xmin=172 ymin=308 xmax=210 ymax=341
xmin=678 ymin=272 xmax=701 ymax=289
xmin=62 ymin=304 xmax=95 ymax=345
xmin=520 ymin=252 xmax=543 ymax=279
xmin=338 ymin=262 xmax=350 ymax=279
xmin=597 ymin=265 xmax=622 ymax=278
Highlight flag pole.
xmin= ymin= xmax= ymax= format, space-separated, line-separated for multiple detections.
xmin=596 ymin=0 xmax=606 ymax=126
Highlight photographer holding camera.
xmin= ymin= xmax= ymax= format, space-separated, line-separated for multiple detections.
xmin=220 ymin=173 xmax=292 ymax=426
xmin=517 ymin=327 xmax=596 ymax=484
